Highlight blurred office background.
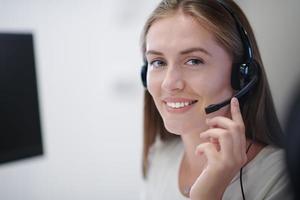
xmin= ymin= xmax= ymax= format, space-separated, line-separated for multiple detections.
xmin=0 ymin=0 xmax=299 ymax=199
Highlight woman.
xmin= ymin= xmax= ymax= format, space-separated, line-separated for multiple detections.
xmin=140 ymin=0 xmax=292 ymax=199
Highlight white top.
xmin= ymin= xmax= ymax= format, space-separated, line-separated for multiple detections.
xmin=141 ymin=138 xmax=293 ymax=200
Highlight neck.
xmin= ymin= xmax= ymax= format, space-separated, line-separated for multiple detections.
xmin=180 ymin=129 xmax=208 ymax=174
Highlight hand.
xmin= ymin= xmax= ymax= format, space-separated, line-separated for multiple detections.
xmin=189 ymin=97 xmax=247 ymax=200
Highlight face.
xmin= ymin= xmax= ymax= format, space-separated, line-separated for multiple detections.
xmin=145 ymin=12 xmax=234 ymax=135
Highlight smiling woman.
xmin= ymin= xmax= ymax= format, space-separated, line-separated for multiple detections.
xmin=146 ymin=12 xmax=234 ymax=134
xmin=139 ymin=1 xmax=292 ymax=200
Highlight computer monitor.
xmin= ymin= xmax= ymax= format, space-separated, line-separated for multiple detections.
xmin=0 ymin=33 xmax=43 ymax=164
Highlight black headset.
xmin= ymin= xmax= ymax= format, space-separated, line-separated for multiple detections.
xmin=140 ymin=1 xmax=259 ymax=115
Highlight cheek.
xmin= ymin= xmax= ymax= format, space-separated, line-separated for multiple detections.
xmin=147 ymin=69 xmax=166 ymax=96
xmin=147 ymin=73 xmax=158 ymax=94
xmin=205 ymin=71 xmax=233 ymax=100
xmin=147 ymin=74 xmax=162 ymax=105
xmin=189 ymin=70 xmax=233 ymax=100
xmin=208 ymin=74 xmax=230 ymax=90
xmin=214 ymin=68 xmax=232 ymax=88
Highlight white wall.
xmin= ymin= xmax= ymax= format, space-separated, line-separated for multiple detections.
xmin=0 ymin=0 xmax=160 ymax=199
xmin=0 ymin=0 xmax=299 ymax=200
xmin=239 ymin=0 xmax=300 ymax=122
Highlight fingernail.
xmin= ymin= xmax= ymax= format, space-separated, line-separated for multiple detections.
xmin=232 ymin=97 xmax=238 ymax=106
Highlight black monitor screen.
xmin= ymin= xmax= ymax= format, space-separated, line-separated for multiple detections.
xmin=0 ymin=33 xmax=43 ymax=164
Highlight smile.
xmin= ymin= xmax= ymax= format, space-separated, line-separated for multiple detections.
xmin=166 ymin=100 xmax=197 ymax=109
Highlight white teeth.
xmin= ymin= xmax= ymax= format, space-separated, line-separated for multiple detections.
xmin=166 ymin=101 xmax=195 ymax=109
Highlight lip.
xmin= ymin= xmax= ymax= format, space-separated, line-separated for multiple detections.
xmin=162 ymin=97 xmax=198 ymax=114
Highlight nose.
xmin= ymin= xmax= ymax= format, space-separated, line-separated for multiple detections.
xmin=161 ymin=66 xmax=184 ymax=93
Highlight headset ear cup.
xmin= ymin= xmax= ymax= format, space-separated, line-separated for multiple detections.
xmin=239 ymin=63 xmax=251 ymax=89
xmin=141 ymin=63 xmax=148 ymax=88
xmin=231 ymin=64 xmax=241 ymax=90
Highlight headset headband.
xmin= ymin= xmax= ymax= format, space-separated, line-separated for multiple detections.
xmin=217 ymin=1 xmax=253 ymax=64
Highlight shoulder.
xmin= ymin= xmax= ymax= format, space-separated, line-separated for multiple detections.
xmin=148 ymin=137 xmax=182 ymax=169
xmin=146 ymin=138 xmax=183 ymax=178
xmin=224 ymin=145 xmax=293 ymax=200
xmin=246 ymin=146 xmax=293 ymax=199
xmin=141 ymin=138 xmax=184 ymax=200
xmin=145 ymin=137 xmax=183 ymax=184
xmin=248 ymin=145 xmax=286 ymax=171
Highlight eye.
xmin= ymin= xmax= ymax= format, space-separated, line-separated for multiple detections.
xmin=185 ymin=58 xmax=204 ymax=66
xmin=149 ymin=60 xmax=166 ymax=69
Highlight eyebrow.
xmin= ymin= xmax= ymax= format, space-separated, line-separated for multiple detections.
xmin=146 ymin=47 xmax=212 ymax=57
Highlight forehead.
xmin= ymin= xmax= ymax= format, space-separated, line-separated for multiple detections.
xmin=146 ymin=13 xmax=219 ymax=53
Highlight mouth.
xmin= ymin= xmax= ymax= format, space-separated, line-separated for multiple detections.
xmin=165 ymin=100 xmax=198 ymax=109
xmin=162 ymin=98 xmax=198 ymax=113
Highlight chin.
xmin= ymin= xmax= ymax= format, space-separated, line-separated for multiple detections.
xmin=162 ymin=118 xmax=205 ymax=136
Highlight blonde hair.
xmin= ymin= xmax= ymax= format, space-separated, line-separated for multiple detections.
xmin=141 ymin=0 xmax=283 ymax=178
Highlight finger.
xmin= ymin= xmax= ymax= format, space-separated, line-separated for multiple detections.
xmin=230 ymin=98 xmax=247 ymax=158
xmin=195 ymin=142 xmax=219 ymax=164
xmin=200 ymin=128 xmax=234 ymax=156
xmin=206 ymin=116 xmax=246 ymax=162
xmin=201 ymin=129 xmax=246 ymax=168
xmin=230 ymin=97 xmax=243 ymax=125
xmin=231 ymin=131 xmax=247 ymax=164
xmin=201 ymin=126 xmax=246 ymax=164
xmin=210 ymin=137 xmax=221 ymax=152
xmin=206 ymin=116 xmax=235 ymax=130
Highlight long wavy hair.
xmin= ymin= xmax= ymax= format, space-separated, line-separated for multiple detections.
xmin=140 ymin=0 xmax=283 ymax=178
